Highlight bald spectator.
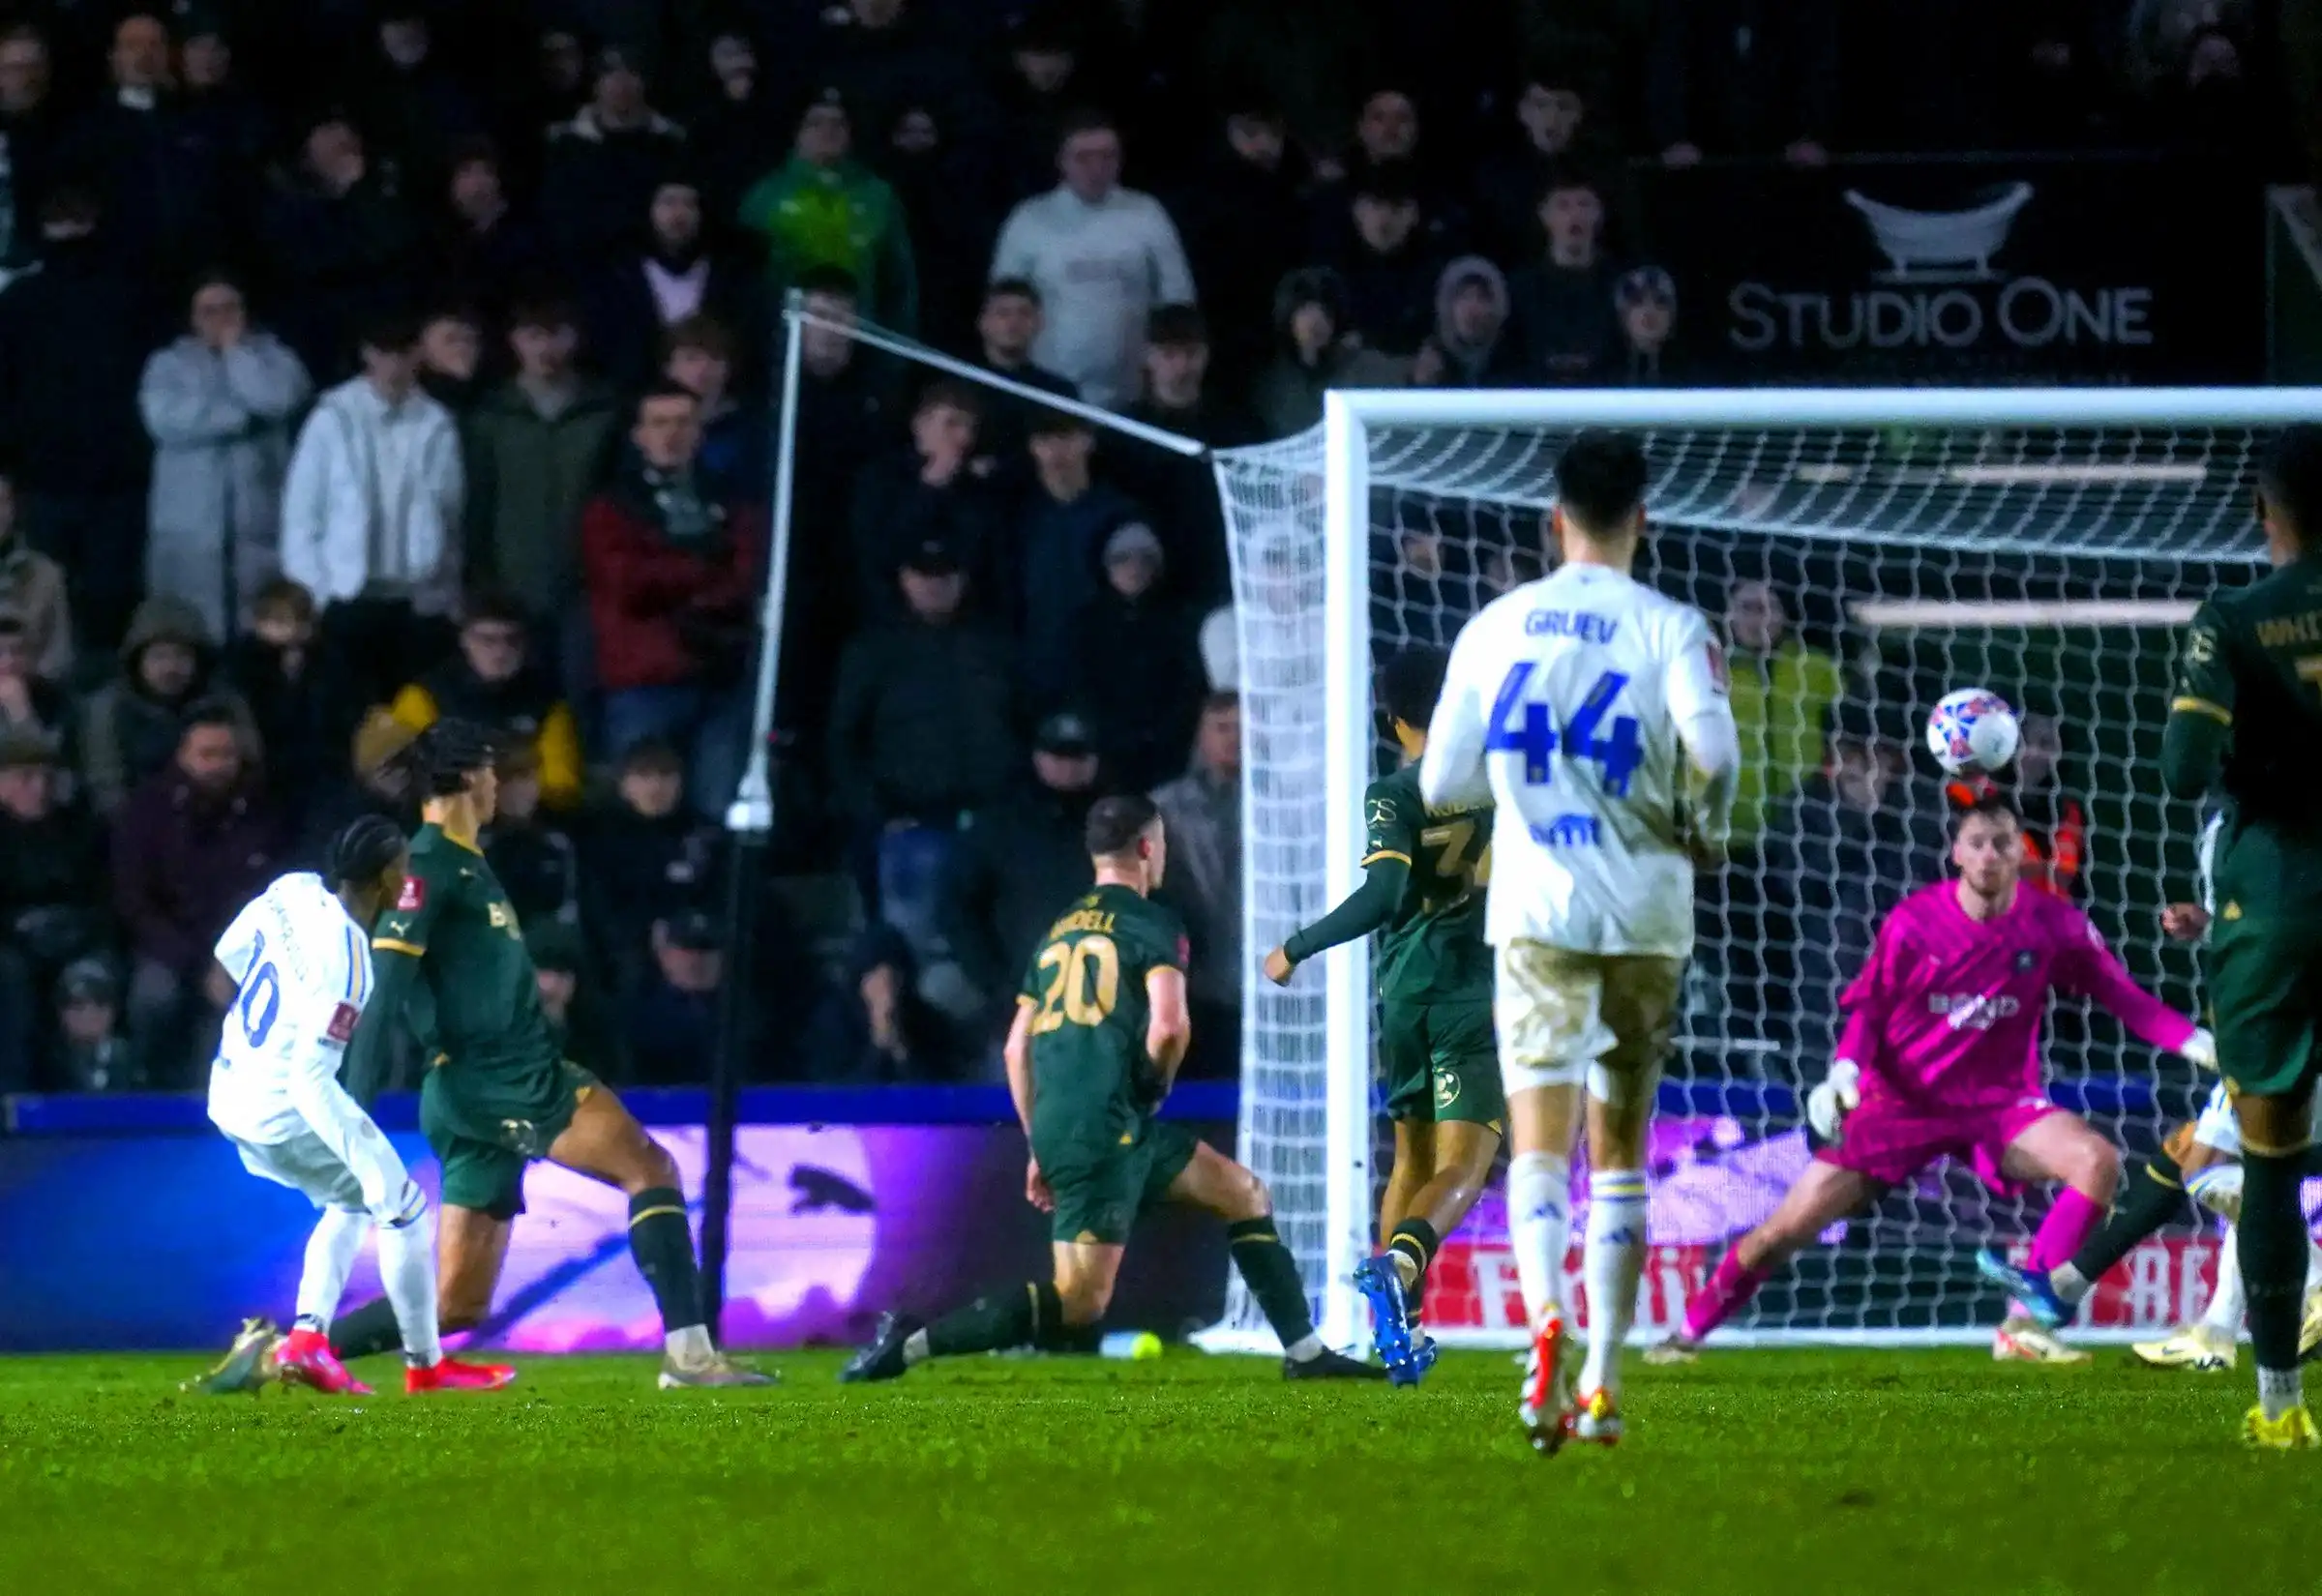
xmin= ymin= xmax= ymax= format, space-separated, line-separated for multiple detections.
xmin=990 ymin=110 xmax=1195 ymax=410
xmin=1723 ymin=578 xmax=1843 ymax=846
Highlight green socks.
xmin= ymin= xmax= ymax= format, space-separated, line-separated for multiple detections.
xmin=2240 ymin=1150 xmax=2307 ymax=1376
xmin=926 ymin=1282 xmax=1056 ymax=1357
xmin=2055 ymin=1152 xmax=2186 ymax=1299
xmin=1229 ymin=1217 xmax=1318 ymax=1350
xmin=327 ymin=1296 xmax=404 ymax=1361
xmin=627 ymin=1188 xmax=704 ymax=1334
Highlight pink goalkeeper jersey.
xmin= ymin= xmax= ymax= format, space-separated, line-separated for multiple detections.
xmin=1834 ymin=880 xmax=2194 ymax=1114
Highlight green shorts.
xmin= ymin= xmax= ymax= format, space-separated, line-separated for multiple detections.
xmin=1378 ymin=997 xmax=1503 ymax=1127
xmin=2206 ymin=919 xmax=2322 ymax=1102
xmin=422 ymin=1059 xmax=597 ymax=1220
xmin=1032 ymin=1120 xmax=1202 ymax=1246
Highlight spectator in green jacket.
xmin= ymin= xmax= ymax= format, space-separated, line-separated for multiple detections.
xmin=736 ymin=85 xmax=917 ymax=336
xmin=1723 ymin=577 xmax=1843 ymax=846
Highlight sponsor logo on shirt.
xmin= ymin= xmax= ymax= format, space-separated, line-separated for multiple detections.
xmin=1530 ymin=813 xmax=1601 ymax=848
xmin=2014 ymin=949 xmax=2038 ymax=972
xmin=1929 ymin=992 xmax=2020 ymax=1030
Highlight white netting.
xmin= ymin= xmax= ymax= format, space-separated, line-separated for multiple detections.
xmin=1208 ymin=406 xmax=2280 ymax=1351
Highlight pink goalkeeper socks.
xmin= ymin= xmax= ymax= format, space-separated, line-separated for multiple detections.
xmin=2027 ymin=1185 xmax=2106 ymax=1275
xmin=1683 ymin=1250 xmax=1771 ymax=1343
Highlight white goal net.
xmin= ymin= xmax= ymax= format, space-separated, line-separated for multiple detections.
xmin=1206 ymin=388 xmax=2318 ymax=1352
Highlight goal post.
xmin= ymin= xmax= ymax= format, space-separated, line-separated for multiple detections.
xmin=1207 ymin=386 xmax=2322 ymax=1354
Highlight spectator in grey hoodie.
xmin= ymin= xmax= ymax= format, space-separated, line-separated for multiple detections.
xmin=989 ymin=109 xmax=1194 ymax=409
xmin=1413 ymin=256 xmax=1521 ymax=389
xmin=138 ymin=271 xmax=313 ymax=640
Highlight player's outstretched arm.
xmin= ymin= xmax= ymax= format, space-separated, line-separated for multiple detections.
xmin=2161 ymin=604 xmax=2232 ymax=801
xmin=2052 ymin=912 xmax=2207 ymax=1063
xmin=342 ymin=950 xmax=417 ymax=1107
xmin=1266 ymin=788 xmax=1416 ymax=983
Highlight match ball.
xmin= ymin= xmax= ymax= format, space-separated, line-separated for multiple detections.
xmin=1925 ymin=688 xmax=2020 ymax=777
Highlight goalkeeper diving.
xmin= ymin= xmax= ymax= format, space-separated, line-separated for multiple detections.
xmin=1265 ymin=644 xmax=1502 ymax=1386
xmin=1652 ymin=794 xmax=2214 ymax=1364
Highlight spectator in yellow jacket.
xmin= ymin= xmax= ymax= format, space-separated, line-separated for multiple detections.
xmin=1722 ymin=578 xmax=1842 ymax=846
xmin=389 ymin=590 xmax=584 ymax=809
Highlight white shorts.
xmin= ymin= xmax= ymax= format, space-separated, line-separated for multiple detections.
xmin=2189 ymin=1081 xmax=2322 ymax=1162
xmin=1494 ymin=942 xmax=1685 ymax=1104
xmin=232 ymin=1121 xmax=422 ymax=1225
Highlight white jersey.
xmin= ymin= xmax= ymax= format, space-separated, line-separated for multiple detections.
xmin=1420 ymin=562 xmax=1732 ymax=957
xmin=207 ymin=872 xmax=374 ymax=1145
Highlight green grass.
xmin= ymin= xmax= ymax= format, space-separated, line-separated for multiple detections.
xmin=2 ymin=1348 xmax=2318 ymax=1595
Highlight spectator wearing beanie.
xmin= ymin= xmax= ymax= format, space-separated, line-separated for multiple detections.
xmin=462 ymin=297 xmax=618 ymax=628
xmin=737 ymin=84 xmax=917 ymax=338
xmin=280 ymin=309 xmax=464 ymax=706
xmin=582 ymin=381 xmax=766 ymax=818
xmin=1414 ymin=256 xmax=1522 ymax=389
xmin=989 ymin=109 xmax=1194 ymax=410
xmin=0 ymin=466 xmax=72 ymax=682
xmin=391 ymin=591 xmax=583 ymax=811
xmin=138 ymin=269 xmax=313 ymax=641
xmin=1065 ymin=519 xmax=1204 ymax=793
xmin=79 ymin=594 xmax=252 ymax=816
xmin=539 ymin=46 xmax=687 ymax=267
xmin=584 ymin=170 xmax=761 ymax=393
xmin=1250 ymin=266 xmax=1406 ymax=437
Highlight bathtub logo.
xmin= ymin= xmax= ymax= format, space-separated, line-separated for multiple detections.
xmin=1728 ymin=178 xmax=2152 ymax=357
xmin=1845 ymin=183 xmax=2032 ymax=283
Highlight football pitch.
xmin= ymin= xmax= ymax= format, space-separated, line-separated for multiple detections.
xmin=3 ymin=1348 xmax=2317 ymax=1595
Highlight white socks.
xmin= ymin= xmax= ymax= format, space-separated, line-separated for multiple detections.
xmin=376 ymin=1206 xmax=443 ymax=1367
xmin=2203 ymin=1228 xmax=2248 ymax=1334
xmin=2260 ymin=1365 xmax=2305 ymax=1422
xmin=1283 ymin=1333 xmax=1325 ymax=1363
xmin=1579 ymin=1170 xmax=1650 ymax=1397
xmin=295 ymin=1207 xmax=370 ymax=1334
xmin=666 ymin=1323 xmax=714 ymax=1362
xmin=1507 ymin=1151 xmax=1572 ymax=1329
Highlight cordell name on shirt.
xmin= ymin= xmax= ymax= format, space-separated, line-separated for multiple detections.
xmin=1523 ymin=609 xmax=1620 ymax=644
xmin=1928 ymin=992 xmax=2021 ymax=1029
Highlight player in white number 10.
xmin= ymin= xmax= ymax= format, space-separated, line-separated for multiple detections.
xmin=187 ymin=815 xmax=514 ymax=1398
xmin=1419 ymin=430 xmax=1741 ymax=1454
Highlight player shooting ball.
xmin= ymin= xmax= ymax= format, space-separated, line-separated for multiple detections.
xmin=1265 ymin=644 xmax=1502 ymax=1386
xmin=1652 ymin=793 xmax=2213 ymax=1365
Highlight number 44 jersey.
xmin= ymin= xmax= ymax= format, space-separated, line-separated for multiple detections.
xmin=1420 ymin=561 xmax=1733 ymax=960
xmin=207 ymin=871 xmax=375 ymax=1145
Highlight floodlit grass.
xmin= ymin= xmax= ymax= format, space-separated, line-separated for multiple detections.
xmin=1 ymin=1348 xmax=2317 ymax=1594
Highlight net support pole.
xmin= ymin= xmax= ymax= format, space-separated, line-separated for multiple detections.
xmin=700 ymin=288 xmax=807 ymax=1335
xmin=1319 ymin=393 xmax=1375 ymax=1350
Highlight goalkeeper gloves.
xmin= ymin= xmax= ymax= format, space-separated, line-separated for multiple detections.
xmin=2181 ymin=1027 xmax=2218 ymax=1071
xmin=1804 ymin=1059 xmax=1861 ymax=1143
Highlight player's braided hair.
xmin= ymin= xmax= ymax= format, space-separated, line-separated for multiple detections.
xmin=389 ymin=718 xmax=501 ymax=798
xmin=325 ymin=813 xmax=407 ymax=889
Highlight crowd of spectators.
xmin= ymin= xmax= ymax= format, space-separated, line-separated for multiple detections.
xmin=0 ymin=0 xmax=2281 ymax=1095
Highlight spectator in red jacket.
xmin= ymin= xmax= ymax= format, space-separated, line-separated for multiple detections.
xmin=582 ymin=381 xmax=766 ymax=818
xmin=112 ymin=698 xmax=282 ymax=1087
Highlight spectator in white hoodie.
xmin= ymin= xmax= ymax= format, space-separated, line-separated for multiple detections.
xmin=989 ymin=109 xmax=1194 ymax=410
xmin=280 ymin=309 xmax=463 ymax=706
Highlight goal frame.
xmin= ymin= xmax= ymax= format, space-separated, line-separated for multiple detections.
xmin=1277 ymin=385 xmax=2322 ymax=1354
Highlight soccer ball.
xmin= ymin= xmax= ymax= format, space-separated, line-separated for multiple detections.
xmin=1925 ymin=688 xmax=2020 ymax=776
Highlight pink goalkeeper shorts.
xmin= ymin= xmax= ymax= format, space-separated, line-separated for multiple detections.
xmin=1814 ymin=1093 xmax=2066 ymax=1196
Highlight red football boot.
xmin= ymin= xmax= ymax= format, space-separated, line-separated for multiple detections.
xmin=276 ymin=1328 xmax=372 ymax=1396
xmin=405 ymin=1355 xmax=518 ymax=1394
